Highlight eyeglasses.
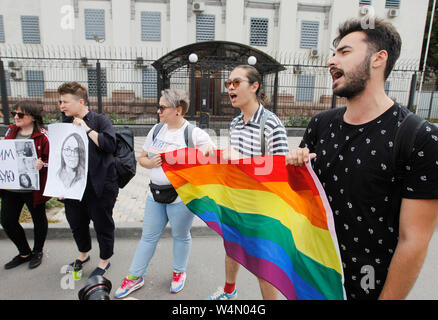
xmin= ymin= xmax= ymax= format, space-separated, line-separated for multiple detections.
xmin=156 ymin=105 xmax=173 ymax=113
xmin=11 ymin=111 xmax=28 ymax=119
xmin=63 ymin=147 xmax=79 ymax=157
xmin=224 ymin=79 xmax=249 ymax=89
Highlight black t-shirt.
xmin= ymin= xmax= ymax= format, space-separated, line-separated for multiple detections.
xmin=300 ymin=103 xmax=438 ymax=300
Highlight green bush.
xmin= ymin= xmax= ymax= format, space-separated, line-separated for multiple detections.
xmin=285 ymin=114 xmax=311 ymax=127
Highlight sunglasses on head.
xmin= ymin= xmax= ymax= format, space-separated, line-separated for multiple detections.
xmin=224 ymin=79 xmax=249 ymax=89
xmin=11 ymin=111 xmax=28 ymax=119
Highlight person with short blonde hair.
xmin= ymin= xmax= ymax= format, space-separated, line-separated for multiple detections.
xmin=113 ymin=88 xmax=215 ymax=299
xmin=161 ymin=88 xmax=190 ymax=116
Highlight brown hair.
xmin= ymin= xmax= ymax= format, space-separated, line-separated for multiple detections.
xmin=234 ymin=65 xmax=269 ymax=105
xmin=57 ymin=81 xmax=89 ymax=103
xmin=13 ymin=100 xmax=44 ymax=132
xmin=333 ymin=18 xmax=402 ymax=80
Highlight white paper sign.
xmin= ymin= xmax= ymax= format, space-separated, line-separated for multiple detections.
xmin=0 ymin=139 xmax=40 ymax=190
xmin=43 ymin=123 xmax=89 ymax=200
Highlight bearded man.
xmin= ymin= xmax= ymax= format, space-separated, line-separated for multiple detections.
xmin=287 ymin=18 xmax=438 ymax=300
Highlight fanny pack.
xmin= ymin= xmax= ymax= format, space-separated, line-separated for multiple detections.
xmin=149 ymin=183 xmax=178 ymax=204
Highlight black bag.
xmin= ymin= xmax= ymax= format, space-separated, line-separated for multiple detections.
xmin=114 ymin=127 xmax=137 ymax=189
xmin=392 ymin=111 xmax=427 ymax=180
xmin=149 ymin=182 xmax=179 ymax=204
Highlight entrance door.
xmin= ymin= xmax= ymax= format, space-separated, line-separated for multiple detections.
xmin=191 ymin=68 xmax=221 ymax=115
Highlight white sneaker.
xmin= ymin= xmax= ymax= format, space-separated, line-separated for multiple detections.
xmin=114 ymin=276 xmax=144 ymax=299
xmin=170 ymin=271 xmax=186 ymax=293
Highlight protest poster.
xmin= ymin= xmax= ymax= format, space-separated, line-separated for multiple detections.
xmin=43 ymin=123 xmax=88 ymax=201
xmin=0 ymin=139 xmax=39 ymax=190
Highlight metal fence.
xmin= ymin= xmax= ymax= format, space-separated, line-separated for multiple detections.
xmin=0 ymin=45 xmax=422 ymax=128
xmin=0 ymin=56 xmax=160 ymax=125
xmin=416 ymin=77 xmax=438 ymax=119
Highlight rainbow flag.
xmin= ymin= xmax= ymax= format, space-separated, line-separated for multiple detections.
xmin=161 ymin=148 xmax=345 ymax=300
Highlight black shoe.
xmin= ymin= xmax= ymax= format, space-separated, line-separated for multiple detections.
xmin=68 ymin=256 xmax=90 ymax=272
xmin=89 ymin=262 xmax=111 ymax=278
xmin=29 ymin=251 xmax=43 ymax=269
xmin=4 ymin=254 xmax=32 ymax=270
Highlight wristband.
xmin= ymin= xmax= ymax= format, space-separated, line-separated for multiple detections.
xmin=86 ymin=128 xmax=93 ymax=135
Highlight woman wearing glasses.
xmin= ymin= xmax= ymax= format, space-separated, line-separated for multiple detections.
xmin=206 ymin=65 xmax=289 ymax=300
xmin=114 ymin=88 xmax=215 ymax=299
xmin=57 ymin=133 xmax=86 ymax=190
xmin=1 ymin=101 xmax=50 ymax=270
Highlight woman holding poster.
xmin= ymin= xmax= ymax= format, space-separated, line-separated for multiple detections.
xmin=1 ymin=100 xmax=50 ymax=270
xmin=57 ymin=82 xmax=118 ymax=279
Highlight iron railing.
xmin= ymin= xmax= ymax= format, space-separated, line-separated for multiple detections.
xmin=0 ymin=45 xmax=422 ymax=128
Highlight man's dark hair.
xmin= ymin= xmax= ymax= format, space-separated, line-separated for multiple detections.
xmin=333 ymin=18 xmax=402 ymax=80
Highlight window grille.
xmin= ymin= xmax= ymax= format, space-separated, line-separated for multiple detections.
xmin=141 ymin=11 xmax=161 ymax=42
xmin=84 ymin=9 xmax=105 ymax=41
xmin=385 ymin=0 xmax=400 ymax=9
xmin=250 ymin=18 xmax=268 ymax=47
xmin=26 ymin=70 xmax=44 ymax=97
xmin=21 ymin=16 xmax=40 ymax=44
xmin=296 ymin=75 xmax=315 ymax=102
xmin=300 ymin=21 xmax=319 ymax=49
xmin=196 ymin=14 xmax=215 ymax=42
xmin=0 ymin=15 xmax=5 ymax=43
xmin=142 ymin=68 xmax=157 ymax=98
xmin=87 ymin=68 xmax=107 ymax=97
xmin=384 ymin=81 xmax=390 ymax=94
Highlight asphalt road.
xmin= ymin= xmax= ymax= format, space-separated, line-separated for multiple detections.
xmin=0 ymin=229 xmax=437 ymax=300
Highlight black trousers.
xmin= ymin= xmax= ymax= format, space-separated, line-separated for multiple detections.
xmin=1 ymin=191 xmax=47 ymax=256
xmin=64 ymin=182 xmax=118 ymax=260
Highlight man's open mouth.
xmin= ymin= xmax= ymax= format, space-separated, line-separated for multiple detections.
xmin=330 ymin=68 xmax=344 ymax=86
xmin=330 ymin=68 xmax=344 ymax=80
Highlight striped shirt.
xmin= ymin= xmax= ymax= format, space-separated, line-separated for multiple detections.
xmin=230 ymin=104 xmax=289 ymax=157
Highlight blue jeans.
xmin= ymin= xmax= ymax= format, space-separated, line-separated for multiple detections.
xmin=129 ymin=196 xmax=194 ymax=277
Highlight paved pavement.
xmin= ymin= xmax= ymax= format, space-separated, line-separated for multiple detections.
xmin=0 ymin=231 xmax=437 ymax=300
xmin=1 ymin=135 xmax=437 ymax=300
xmin=0 ymin=237 xmax=265 ymax=300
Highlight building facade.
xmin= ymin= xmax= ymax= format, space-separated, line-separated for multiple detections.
xmin=0 ymin=0 xmax=428 ymax=59
xmin=0 ymin=0 xmax=429 ymax=122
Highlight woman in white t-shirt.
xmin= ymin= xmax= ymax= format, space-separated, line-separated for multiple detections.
xmin=114 ymin=88 xmax=215 ymax=299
